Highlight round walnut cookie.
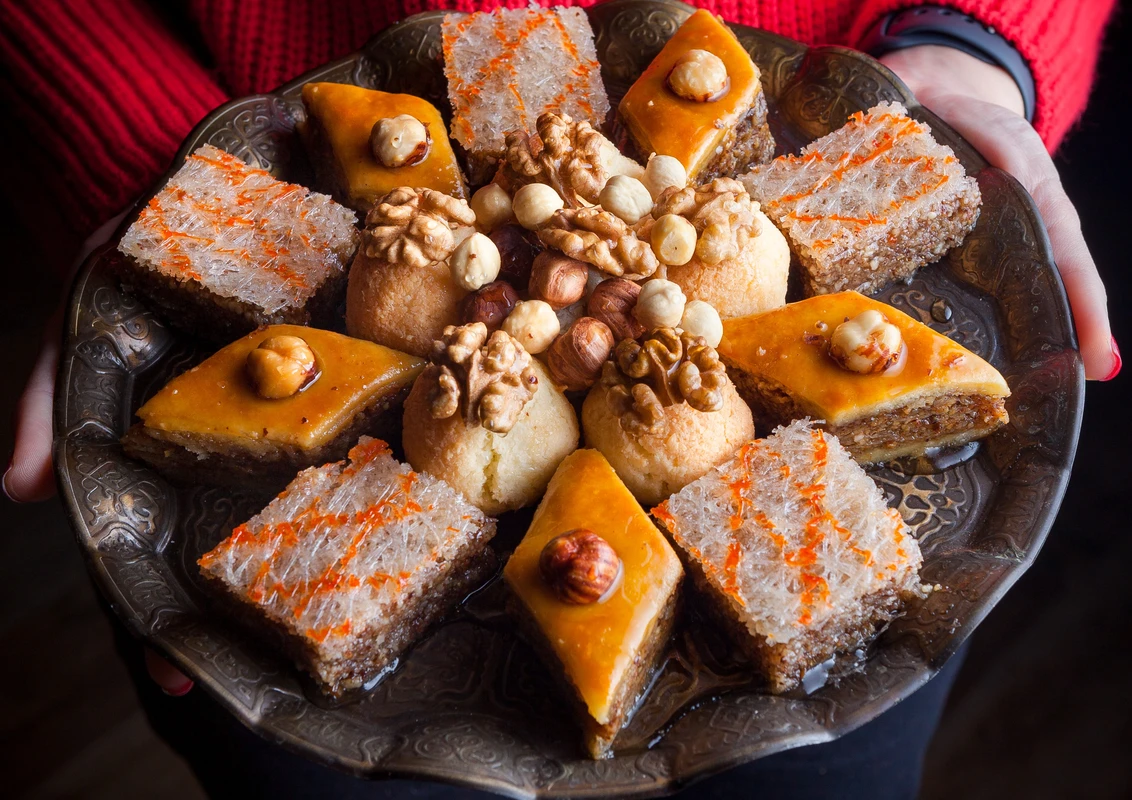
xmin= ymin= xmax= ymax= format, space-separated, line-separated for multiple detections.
xmin=346 ymin=188 xmax=477 ymax=357
xmin=402 ymin=326 xmax=579 ymax=515
xmin=641 ymin=179 xmax=789 ymax=319
xmin=581 ymin=329 xmax=754 ymax=506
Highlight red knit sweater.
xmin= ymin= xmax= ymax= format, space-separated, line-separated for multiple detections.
xmin=0 ymin=0 xmax=1115 ymax=257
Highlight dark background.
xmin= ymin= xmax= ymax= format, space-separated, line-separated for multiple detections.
xmin=1 ymin=7 xmax=1129 ymax=798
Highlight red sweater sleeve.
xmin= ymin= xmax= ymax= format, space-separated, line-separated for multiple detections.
xmin=0 ymin=0 xmax=228 ymax=251
xmin=847 ymin=0 xmax=1117 ymax=151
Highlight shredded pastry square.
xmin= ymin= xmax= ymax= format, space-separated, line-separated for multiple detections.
xmin=119 ymin=144 xmax=358 ymax=314
xmin=655 ymin=420 xmax=925 ymax=646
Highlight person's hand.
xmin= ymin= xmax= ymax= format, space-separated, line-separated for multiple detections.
xmin=3 ymin=305 xmax=61 ymax=503
xmin=881 ymin=45 xmax=1120 ymax=382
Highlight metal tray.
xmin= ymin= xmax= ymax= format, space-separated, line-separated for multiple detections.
xmin=53 ymin=1 xmax=1083 ymax=796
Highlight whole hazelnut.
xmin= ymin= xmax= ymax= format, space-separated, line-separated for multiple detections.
xmin=680 ymin=300 xmax=724 ymax=348
xmin=598 ymin=175 xmax=654 ymax=225
xmin=634 ymin=279 xmax=686 ymax=330
xmin=667 ymin=49 xmax=730 ymax=102
xmin=588 ymin=278 xmax=645 ymax=341
xmin=643 ymin=154 xmax=688 ymax=200
xmin=246 ymin=335 xmax=318 ymax=399
xmin=546 ymin=317 xmax=615 ymax=391
xmin=501 ymin=299 xmax=561 ymax=354
xmin=513 ymin=183 xmax=565 ymax=230
xmin=829 ymin=310 xmax=904 ymax=374
xmin=370 ymin=114 xmax=430 ymax=168
xmin=461 ymin=281 xmax=519 ymax=332
xmin=650 ymin=214 xmax=697 ymax=266
xmin=539 ymin=529 xmax=622 ymax=604
xmin=489 ymin=224 xmax=539 ymax=286
xmin=448 ymin=232 xmax=501 ymax=291
xmin=529 ymin=251 xmax=589 ymax=309
xmin=470 ymin=183 xmax=514 ymax=232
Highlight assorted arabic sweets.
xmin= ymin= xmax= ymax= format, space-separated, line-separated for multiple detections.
xmin=718 ymin=292 xmax=1010 ymax=463
xmin=401 ymin=323 xmax=580 ymax=515
xmin=103 ymin=4 xmax=1018 ymax=758
xmin=117 ymin=145 xmax=359 ymax=342
xmin=582 ymin=327 xmax=755 ymax=506
xmin=120 ymin=325 xmax=423 ymax=490
xmin=654 ymin=420 xmax=929 ymax=694
xmin=198 ymin=437 xmax=497 ymax=697
xmin=741 ymin=102 xmax=982 ymax=297
xmin=638 ymin=178 xmax=790 ymax=319
xmin=346 ymin=187 xmax=479 ymax=358
xmin=299 ymin=83 xmax=467 ymax=212
xmin=618 ymin=10 xmax=775 ymax=181
xmin=442 ymin=7 xmax=610 ymax=183
xmin=503 ymin=449 xmax=683 ymax=758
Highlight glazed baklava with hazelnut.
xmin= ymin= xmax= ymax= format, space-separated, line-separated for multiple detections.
xmin=718 ymin=292 xmax=1010 ymax=463
xmin=503 ymin=449 xmax=683 ymax=758
xmin=618 ymin=10 xmax=776 ymax=182
xmin=638 ymin=178 xmax=789 ymax=319
xmin=121 ymin=325 xmax=424 ymax=491
xmin=582 ymin=323 xmax=755 ymax=506
xmin=347 ymin=188 xmax=493 ymax=358
xmin=402 ymin=323 xmax=579 ymax=515
xmin=299 ymin=83 xmax=467 ymax=213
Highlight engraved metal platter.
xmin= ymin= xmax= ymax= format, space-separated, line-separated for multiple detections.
xmin=54 ymin=1 xmax=1083 ymax=795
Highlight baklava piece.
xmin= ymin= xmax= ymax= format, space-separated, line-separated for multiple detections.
xmin=718 ymin=292 xmax=1010 ymax=463
xmin=300 ymin=82 xmax=467 ymax=212
xmin=199 ymin=437 xmax=496 ymax=697
xmin=442 ymin=7 xmax=610 ymax=183
xmin=504 ymin=449 xmax=683 ymax=758
xmin=117 ymin=145 xmax=359 ymax=342
xmin=654 ymin=420 xmax=927 ymax=693
xmin=618 ymin=10 xmax=775 ymax=182
xmin=741 ymin=102 xmax=981 ymax=296
xmin=122 ymin=325 xmax=423 ymax=490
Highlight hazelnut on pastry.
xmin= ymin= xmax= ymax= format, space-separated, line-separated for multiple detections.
xmin=403 ymin=323 xmax=580 ymax=515
xmin=503 ymin=299 xmax=562 ymax=354
xmin=640 ymin=178 xmax=788 ymax=319
xmin=643 ymin=154 xmax=688 ymax=201
xmin=582 ymin=327 xmax=754 ymax=506
xmin=470 ymin=183 xmax=514 ymax=232
xmin=370 ymin=114 xmax=431 ymax=168
xmin=347 ymin=187 xmax=477 ymax=357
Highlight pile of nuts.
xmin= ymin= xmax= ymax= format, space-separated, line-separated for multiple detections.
xmin=428 ymin=149 xmax=728 ymax=397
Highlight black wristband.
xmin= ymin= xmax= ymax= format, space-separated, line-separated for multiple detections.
xmin=859 ymin=5 xmax=1036 ymax=122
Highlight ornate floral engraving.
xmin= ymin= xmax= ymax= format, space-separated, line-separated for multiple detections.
xmin=53 ymin=2 xmax=1082 ymax=795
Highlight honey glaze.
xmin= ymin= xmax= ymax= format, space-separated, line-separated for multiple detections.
xmin=136 ymin=324 xmax=423 ymax=449
xmin=503 ymin=449 xmax=683 ymax=726
xmin=302 ymin=82 xmax=466 ymax=204
xmin=618 ymin=10 xmax=761 ymax=177
xmin=719 ymin=291 xmax=1010 ymax=425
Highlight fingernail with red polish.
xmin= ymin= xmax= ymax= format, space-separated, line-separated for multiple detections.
xmin=163 ymin=680 xmax=194 ymax=697
xmin=2 ymin=457 xmax=15 ymax=502
xmin=1103 ymin=336 xmax=1122 ymax=382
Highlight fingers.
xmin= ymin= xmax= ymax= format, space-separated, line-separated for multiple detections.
xmin=145 ymin=647 xmax=194 ymax=696
xmin=917 ymin=93 xmax=1119 ymax=381
xmin=4 ymin=307 xmax=63 ymax=503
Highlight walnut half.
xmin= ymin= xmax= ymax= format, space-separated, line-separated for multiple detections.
xmin=501 ymin=112 xmax=642 ymax=207
xmin=600 ymin=327 xmax=727 ymax=434
xmin=425 ymin=322 xmax=539 ymax=434
xmin=363 ymin=187 xmax=477 ymax=269
xmin=538 ymin=206 xmax=659 ymax=279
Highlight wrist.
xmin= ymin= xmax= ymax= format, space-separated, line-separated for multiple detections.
xmin=861 ymin=5 xmax=1034 ymax=121
xmin=880 ymin=45 xmax=1026 ymax=118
